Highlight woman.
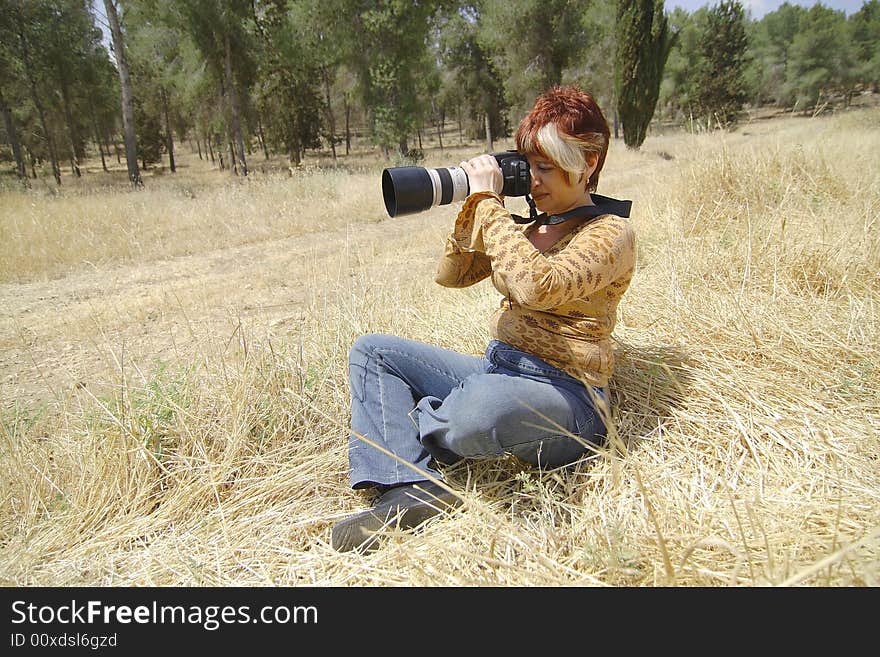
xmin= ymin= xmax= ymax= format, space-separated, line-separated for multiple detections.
xmin=332 ymin=85 xmax=636 ymax=553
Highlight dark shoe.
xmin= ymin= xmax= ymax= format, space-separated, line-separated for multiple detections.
xmin=331 ymin=481 xmax=462 ymax=553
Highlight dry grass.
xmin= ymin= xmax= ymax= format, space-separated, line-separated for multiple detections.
xmin=1 ymin=109 xmax=878 ymax=586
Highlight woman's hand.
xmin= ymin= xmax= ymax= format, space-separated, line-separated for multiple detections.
xmin=459 ymin=154 xmax=502 ymax=196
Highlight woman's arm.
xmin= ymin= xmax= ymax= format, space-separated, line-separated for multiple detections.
xmin=434 ymin=196 xmax=493 ymax=288
xmin=467 ymin=194 xmax=636 ymax=309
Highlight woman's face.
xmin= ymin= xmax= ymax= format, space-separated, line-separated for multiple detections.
xmin=525 ymin=154 xmax=591 ymax=215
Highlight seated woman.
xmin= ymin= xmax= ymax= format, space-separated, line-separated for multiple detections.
xmin=332 ymin=85 xmax=636 ymax=553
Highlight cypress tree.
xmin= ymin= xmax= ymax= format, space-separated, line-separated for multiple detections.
xmin=615 ymin=0 xmax=674 ymax=149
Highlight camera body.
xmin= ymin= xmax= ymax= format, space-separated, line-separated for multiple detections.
xmin=382 ymin=150 xmax=530 ymax=217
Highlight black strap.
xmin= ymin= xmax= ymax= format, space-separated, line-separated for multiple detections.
xmin=512 ymin=193 xmax=632 ymax=225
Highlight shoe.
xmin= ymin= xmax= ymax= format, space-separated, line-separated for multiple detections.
xmin=331 ymin=480 xmax=462 ymax=553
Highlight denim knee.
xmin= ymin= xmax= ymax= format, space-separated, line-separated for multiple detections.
xmin=348 ymin=333 xmax=384 ymax=403
xmin=349 ymin=333 xmax=386 ymax=361
xmin=417 ymin=381 xmax=513 ymax=460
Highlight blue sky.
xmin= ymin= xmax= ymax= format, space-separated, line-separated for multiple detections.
xmin=669 ymin=0 xmax=867 ymax=19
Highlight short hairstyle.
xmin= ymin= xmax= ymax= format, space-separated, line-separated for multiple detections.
xmin=515 ymin=85 xmax=611 ymax=192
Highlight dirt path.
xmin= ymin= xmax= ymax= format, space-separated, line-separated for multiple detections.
xmin=0 ymin=211 xmax=430 ymax=410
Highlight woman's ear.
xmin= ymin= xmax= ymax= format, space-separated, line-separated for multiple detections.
xmin=579 ymin=153 xmax=599 ymax=186
xmin=586 ymin=153 xmax=599 ymax=176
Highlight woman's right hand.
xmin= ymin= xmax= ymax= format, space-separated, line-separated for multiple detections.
xmin=459 ymin=154 xmax=502 ymax=196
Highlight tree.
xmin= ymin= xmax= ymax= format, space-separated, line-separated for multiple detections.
xmin=785 ymin=4 xmax=855 ymax=111
xmin=437 ymin=4 xmax=508 ymax=151
xmin=104 ymin=0 xmax=142 ymax=186
xmin=124 ymin=0 xmax=191 ymax=172
xmin=38 ymin=0 xmax=100 ymax=179
xmin=9 ymin=1 xmax=63 ymax=184
xmin=78 ymin=17 xmax=121 ymax=174
xmin=178 ymin=0 xmax=255 ymax=176
xmin=658 ymin=7 xmax=706 ymax=121
xmin=318 ymin=0 xmax=441 ymax=158
xmin=692 ymin=0 xmax=749 ymax=127
xmin=746 ymin=1 xmax=806 ymax=106
xmin=569 ymin=0 xmax=619 ymax=130
xmin=478 ymin=0 xmax=592 ymax=122
xmin=849 ymin=0 xmax=880 ymax=92
xmin=615 ymin=0 xmax=674 ymax=148
xmin=0 ymin=86 xmax=27 ymax=183
xmin=0 ymin=2 xmax=28 ymax=183
xmin=251 ymin=0 xmax=323 ymax=166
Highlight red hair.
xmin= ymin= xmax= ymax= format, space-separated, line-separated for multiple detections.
xmin=515 ymin=85 xmax=611 ymax=192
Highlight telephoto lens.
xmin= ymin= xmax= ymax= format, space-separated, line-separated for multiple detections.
xmin=382 ymin=150 xmax=530 ymax=217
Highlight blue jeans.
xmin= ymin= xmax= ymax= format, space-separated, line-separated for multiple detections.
xmin=347 ymin=334 xmax=609 ymax=489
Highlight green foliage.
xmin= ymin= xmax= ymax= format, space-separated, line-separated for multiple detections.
xmin=3 ymin=0 xmax=880 ymax=174
xmin=658 ymin=7 xmax=706 ymax=118
xmin=692 ymin=0 xmax=749 ymax=127
xmin=132 ymin=83 xmax=163 ymax=168
xmin=249 ymin=0 xmax=323 ymax=165
xmin=436 ymin=4 xmax=508 ymax=142
xmin=478 ymin=0 xmax=592 ymax=121
xmin=615 ymin=0 xmax=674 ymax=149
xmin=849 ymin=0 xmax=880 ymax=91
xmin=0 ymin=0 xmax=117 ymax=181
xmin=351 ymin=0 xmax=441 ymax=154
xmin=296 ymin=0 xmax=443 ymax=156
xmin=568 ymin=1 xmax=618 ymax=115
xmin=785 ymin=4 xmax=855 ymax=110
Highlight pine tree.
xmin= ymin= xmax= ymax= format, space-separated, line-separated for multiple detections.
xmin=692 ymin=0 xmax=749 ymax=127
xmin=850 ymin=0 xmax=880 ymax=92
xmin=615 ymin=0 xmax=674 ymax=149
xmin=785 ymin=5 xmax=855 ymax=112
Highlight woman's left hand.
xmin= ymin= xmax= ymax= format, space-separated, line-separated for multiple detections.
xmin=459 ymin=154 xmax=503 ymax=196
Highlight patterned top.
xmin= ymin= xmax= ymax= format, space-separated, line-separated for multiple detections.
xmin=435 ymin=191 xmax=636 ymax=387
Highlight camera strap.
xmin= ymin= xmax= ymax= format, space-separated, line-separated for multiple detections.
xmin=512 ymin=193 xmax=632 ymax=226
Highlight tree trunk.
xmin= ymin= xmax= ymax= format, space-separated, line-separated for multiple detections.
xmin=436 ymin=106 xmax=444 ymax=152
xmin=103 ymin=0 xmax=141 ymax=187
xmin=100 ymin=129 xmax=111 ymax=167
xmin=417 ymin=128 xmax=422 ymax=151
xmin=0 ymin=87 xmax=27 ymax=183
xmin=90 ymin=110 xmax=108 ymax=172
xmin=224 ymin=33 xmax=247 ymax=176
xmin=207 ymin=133 xmax=215 ymax=163
xmin=458 ymin=102 xmax=463 ymax=145
xmin=397 ymin=137 xmax=408 ymax=158
xmin=257 ymin=116 xmax=269 ymax=160
xmin=161 ymin=87 xmax=175 ymax=172
xmin=484 ymin=112 xmax=493 ymax=152
xmin=58 ymin=74 xmax=81 ymax=177
xmin=322 ymin=67 xmax=337 ymax=162
xmin=196 ymin=137 xmax=202 ymax=160
xmin=345 ymin=98 xmax=351 ymax=155
xmin=26 ymin=145 xmax=37 ymax=178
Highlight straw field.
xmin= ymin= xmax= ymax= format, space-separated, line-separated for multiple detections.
xmin=1 ymin=106 xmax=878 ymax=586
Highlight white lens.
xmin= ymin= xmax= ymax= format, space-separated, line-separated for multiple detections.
xmin=448 ymin=167 xmax=469 ymax=202
xmin=426 ymin=168 xmax=443 ymax=207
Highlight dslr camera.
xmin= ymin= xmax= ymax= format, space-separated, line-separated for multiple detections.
xmin=382 ymin=150 xmax=530 ymax=217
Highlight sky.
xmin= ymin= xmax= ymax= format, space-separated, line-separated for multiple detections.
xmin=669 ymin=0 xmax=867 ymax=19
